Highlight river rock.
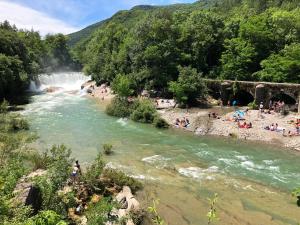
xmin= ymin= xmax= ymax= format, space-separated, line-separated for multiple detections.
xmin=13 ymin=169 xmax=47 ymax=213
xmin=45 ymin=86 xmax=63 ymax=93
xmin=87 ymin=88 xmax=93 ymax=94
xmin=106 ymin=186 xmax=141 ymax=225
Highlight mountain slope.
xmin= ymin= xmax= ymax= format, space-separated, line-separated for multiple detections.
xmin=67 ymin=2 xmax=206 ymax=47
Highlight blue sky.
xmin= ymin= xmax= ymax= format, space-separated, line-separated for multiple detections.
xmin=0 ymin=0 xmax=195 ymax=35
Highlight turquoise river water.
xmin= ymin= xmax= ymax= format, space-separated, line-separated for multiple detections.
xmin=23 ymin=73 xmax=300 ymax=225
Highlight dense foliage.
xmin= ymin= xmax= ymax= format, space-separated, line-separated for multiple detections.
xmin=72 ymin=0 xmax=300 ymax=95
xmin=0 ymin=100 xmax=144 ymax=224
xmin=106 ymin=97 xmax=169 ymax=128
xmin=169 ymin=66 xmax=207 ymax=106
xmin=0 ymin=21 xmax=79 ymax=99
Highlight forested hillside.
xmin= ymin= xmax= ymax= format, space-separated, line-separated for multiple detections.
xmin=71 ymin=0 xmax=300 ymax=93
xmin=0 ymin=21 xmax=79 ymax=99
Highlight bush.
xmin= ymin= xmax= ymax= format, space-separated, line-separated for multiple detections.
xmin=247 ymin=101 xmax=258 ymax=110
xmin=102 ymin=169 xmax=142 ymax=194
xmin=25 ymin=210 xmax=67 ymax=225
xmin=85 ymin=197 xmax=115 ymax=225
xmin=130 ymin=99 xmax=156 ymax=123
xmin=11 ymin=117 xmax=29 ymax=130
xmin=0 ymin=99 xmax=9 ymax=113
xmin=153 ymin=117 xmax=169 ymax=129
xmin=83 ymin=153 xmax=105 ymax=192
xmin=111 ymin=74 xmax=134 ymax=98
xmin=292 ymin=187 xmax=300 ymax=207
xmin=103 ymin=144 xmax=113 ymax=155
xmin=106 ymin=97 xmax=134 ymax=118
xmin=33 ymin=145 xmax=73 ymax=215
xmin=169 ymin=66 xmax=207 ymax=107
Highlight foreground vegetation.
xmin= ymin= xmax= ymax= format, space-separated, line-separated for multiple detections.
xmin=0 ymin=100 xmax=143 ymax=225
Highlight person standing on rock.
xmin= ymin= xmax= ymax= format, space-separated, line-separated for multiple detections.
xmin=75 ymin=160 xmax=82 ymax=175
xmin=71 ymin=165 xmax=79 ymax=183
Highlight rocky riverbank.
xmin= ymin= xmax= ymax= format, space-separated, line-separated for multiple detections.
xmin=83 ymin=82 xmax=300 ymax=152
xmin=159 ymin=107 xmax=300 ymax=151
xmin=82 ymin=81 xmax=115 ymax=101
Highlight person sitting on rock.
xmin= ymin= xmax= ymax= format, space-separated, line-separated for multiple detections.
xmin=184 ymin=118 xmax=190 ymax=128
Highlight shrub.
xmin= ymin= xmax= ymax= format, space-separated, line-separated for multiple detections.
xmin=106 ymin=97 xmax=134 ymax=118
xmin=131 ymin=99 xmax=156 ymax=123
xmin=83 ymin=153 xmax=105 ymax=192
xmin=33 ymin=145 xmax=73 ymax=216
xmin=247 ymin=101 xmax=258 ymax=110
xmin=103 ymin=144 xmax=113 ymax=155
xmin=102 ymin=169 xmax=142 ymax=193
xmin=111 ymin=74 xmax=134 ymax=98
xmin=11 ymin=117 xmax=29 ymax=130
xmin=85 ymin=197 xmax=115 ymax=225
xmin=292 ymin=187 xmax=300 ymax=207
xmin=0 ymin=99 xmax=9 ymax=113
xmin=153 ymin=117 xmax=169 ymax=129
xmin=169 ymin=66 xmax=207 ymax=107
xmin=25 ymin=210 xmax=67 ymax=225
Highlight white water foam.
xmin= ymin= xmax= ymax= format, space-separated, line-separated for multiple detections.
xmin=141 ymin=155 xmax=171 ymax=169
xmin=235 ymin=155 xmax=249 ymax=161
xmin=178 ymin=166 xmax=219 ymax=180
xmin=24 ymin=72 xmax=90 ymax=115
xmin=218 ymin=158 xmax=237 ymax=166
xmin=241 ymin=160 xmax=264 ymax=171
xmin=29 ymin=72 xmax=90 ymax=92
xmin=142 ymin=155 xmax=170 ymax=163
xmin=116 ymin=118 xmax=128 ymax=126
xmin=130 ymin=174 xmax=157 ymax=181
xmin=263 ymin=160 xmax=275 ymax=165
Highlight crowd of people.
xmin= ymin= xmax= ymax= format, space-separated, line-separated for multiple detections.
xmin=174 ymin=117 xmax=190 ymax=128
xmin=268 ymin=100 xmax=286 ymax=113
xmin=238 ymin=121 xmax=252 ymax=129
xmin=208 ymin=112 xmax=220 ymax=119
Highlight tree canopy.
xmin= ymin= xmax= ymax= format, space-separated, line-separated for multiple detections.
xmin=0 ymin=21 xmax=79 ymax=99
xmin=71 ymin=0 xmax=300 ymax=93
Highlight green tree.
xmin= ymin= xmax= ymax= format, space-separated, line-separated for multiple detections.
xmin=257 ymin=43 xmax=300 ymax=82
xmin=169 ymin=66 xmax=207 ymax=107
xmin=111 ymin=74 xmax=134 ymax=98
xmin=179 ymin=11 xmax=224 ymax=74
xmin=221 ymin=38 xmax=257 ymax=80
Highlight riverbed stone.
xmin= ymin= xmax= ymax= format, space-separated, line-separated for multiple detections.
xmin=13 ymin=169 xmax=47 ymax=213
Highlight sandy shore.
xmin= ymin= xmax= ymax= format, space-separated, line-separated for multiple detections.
xmin=83 ymin=82 xmax=300 ymax=151
xmin=159 ymin=107 xmax=300 ymax=151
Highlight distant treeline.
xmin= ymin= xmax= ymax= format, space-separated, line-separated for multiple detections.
xmin=0 ymin=21 xmax=80 ymax=99
xmin=71 ymin=0 xmax=300 ymax=94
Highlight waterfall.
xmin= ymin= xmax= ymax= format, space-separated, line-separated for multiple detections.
xmin=29 ymin=72 xmax=91 ymax=92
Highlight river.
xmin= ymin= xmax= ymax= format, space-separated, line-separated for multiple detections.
xmin=23 ymin=72 xmax=300 ymax=225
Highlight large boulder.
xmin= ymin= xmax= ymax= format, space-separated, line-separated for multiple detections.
xmin=108 ymin=186 xmax=141 ymax=225
xmin=13 ymin=169 xmax=47 ymax=214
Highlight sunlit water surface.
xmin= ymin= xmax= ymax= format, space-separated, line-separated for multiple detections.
xmin=23 ymin=73 xmax=300 ymax=225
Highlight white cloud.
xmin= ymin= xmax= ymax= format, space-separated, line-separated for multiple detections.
xmin=0 ymin=1 xmax=79 ymax=35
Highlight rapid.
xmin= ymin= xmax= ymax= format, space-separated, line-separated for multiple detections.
xmin=22 ymin=72 xmax=300 ymax=225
